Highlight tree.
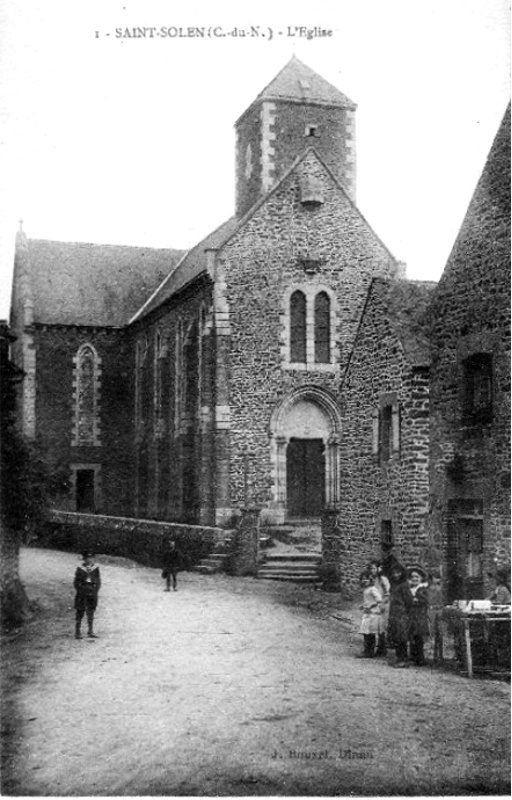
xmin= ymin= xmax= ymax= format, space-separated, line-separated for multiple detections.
xmin=0 ymin=325 xmax=52 ymax=629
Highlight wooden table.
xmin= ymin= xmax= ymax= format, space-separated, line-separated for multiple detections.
xmin=437 ymin=607 xmax=511 ymax=677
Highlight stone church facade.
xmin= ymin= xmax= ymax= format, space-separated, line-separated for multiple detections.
xmin=9 ymin=59 xmax=510 ymax=595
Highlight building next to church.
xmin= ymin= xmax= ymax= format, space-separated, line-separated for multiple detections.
xmin=323 ymin=278 xmax=434 ymax=592
xmin=428 ymin=105 xmax=511 ymax=601
xmin=10 ymin=56 xmax=402 ymax=529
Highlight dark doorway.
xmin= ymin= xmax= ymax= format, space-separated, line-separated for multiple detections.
xmin=447 ymin=500 xmax=484 ymax=602
xmin=286 ymin=438 xmax=325 ymax=518
xmin=76 ymin=469 xmax=95 ymax=513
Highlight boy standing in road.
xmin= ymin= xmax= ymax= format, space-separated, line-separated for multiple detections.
xmin=161 ymin=539 xmax=183 ymax=592
xmin=74 ymin=551 xmax=101 ymax=639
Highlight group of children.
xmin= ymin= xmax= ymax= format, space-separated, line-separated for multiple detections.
xmin=359 ymin=560 xmax=436 ymax=667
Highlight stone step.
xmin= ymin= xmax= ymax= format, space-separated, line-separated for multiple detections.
xmin=259 ymin=564 xmax=319 ymax=574
xmin=258 ymin=562 xmax=319 ymax=571
xmin=193 ymin=554 xmax=228 ymax=573
xmin=195 ymin=564 xmax=220 ymax=574
xmin=263 ymin=554 xmax=321 ymax=563
xmin=257 ymin=572 xmax=322 ymax=584
xmin=258 ymin=567 xmax=318 ymax=577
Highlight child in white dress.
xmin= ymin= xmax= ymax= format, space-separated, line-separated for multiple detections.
xmin=358 ymin=571 xmax=382 ymax=658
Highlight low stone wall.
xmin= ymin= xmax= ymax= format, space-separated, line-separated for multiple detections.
xmin=42 ymin=510 xmax=230 ymax=570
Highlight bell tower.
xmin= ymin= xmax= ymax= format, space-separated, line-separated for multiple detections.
xmin=235 ymin=56 xmax=357 ymax=218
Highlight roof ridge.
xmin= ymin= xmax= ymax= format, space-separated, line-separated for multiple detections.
xmin=28 ymin=238 xmax=182 ymax=253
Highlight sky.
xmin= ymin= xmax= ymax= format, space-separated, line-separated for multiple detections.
xmin=0 ymin=0 xmax=510 ymax=320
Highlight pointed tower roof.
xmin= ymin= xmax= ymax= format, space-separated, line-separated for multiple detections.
xmin=250 ymin=55 xmax=356 ymax=111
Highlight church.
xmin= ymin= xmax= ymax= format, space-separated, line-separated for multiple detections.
xmin=10 ymin=57 xmax=403 ymax=527
xmin=9 ymin=58 xmax=510 ymax=597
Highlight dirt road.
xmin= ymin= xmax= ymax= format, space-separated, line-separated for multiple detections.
xmin=1 ymin=548 xmax=510 ymax=796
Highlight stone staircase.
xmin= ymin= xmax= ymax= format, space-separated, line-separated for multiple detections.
xmin=193 ymin=531 xmax=234 ymax=574
xmin=257 ymin=552 xmax=322 ymax=584
xmin=257 ymin=519 xmax=322 ymax=584
xmin=193 ymin=519 xmax=324 ymax=584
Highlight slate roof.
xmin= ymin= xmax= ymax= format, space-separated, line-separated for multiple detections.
xmin=21 ymin=239 xmax=184 ymax=327
xmin=438 ymin=103 xmax=511 ymax=291
xmin=131 ymin=217 xmax=239 ymax=322
xmin=238 ymin=56 xmax=356 ymax=120
xmin=372 ymin=278 xmax=436 ymax=366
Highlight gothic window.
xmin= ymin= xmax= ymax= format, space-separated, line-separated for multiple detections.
xmin=72 ymin=344 xmax=101 ymax=446
xmin=463 ymin=353 xmax=493 ymax=422
xmin=184 ymin=322 xmax=199 ymax=422
xmin=175 ymin=321 xmax=182 ymax=430
xmin=154 ymin=329 xmax=163 ymax=424
xmin=135 ymin=334 xmax=147 ymax=434
xmin=285 ymin=287 xmax=336 ymax=369
xmin=290 ymin=291 xmax=307 ymax=363
xmin=314 ymin=291 xmax=330 ymax=363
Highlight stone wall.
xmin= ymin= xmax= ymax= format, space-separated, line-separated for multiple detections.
xmin=130 ymin=277 xmax=216 ymax=525
xmin=222 ymin=150 xmax=399 ymax=515
xmin=330 ymin=281 xmax=431 ymax=595
xmin=428 ymin=107 xmax=511 ymax=599
xmin=235 ymin=100 xmax=356 ymax=216
xmin=43 ymin=510 xmax=229 ymax=569
xmin=34 ymin=325 xmax=133 ymax=516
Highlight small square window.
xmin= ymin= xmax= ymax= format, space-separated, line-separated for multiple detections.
xmin=381 ymin=520 xmax=393 ymax=548
xmin=305 ymin=125 xmax=318 ymax=138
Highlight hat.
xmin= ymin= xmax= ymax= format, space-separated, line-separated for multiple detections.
xmin=408 ymin=564 xmax=427 ymax=580
xmin=81 ymin=550 xmax=94 ymax=559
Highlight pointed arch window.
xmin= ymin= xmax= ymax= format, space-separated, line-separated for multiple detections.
xmin=175 ymin=321 xmax=183 ymax=431
xmin=72 ymin=344 xmax=101 ymax=446
xmin=135 ymin=334 xmax=148 ymax=436
xmin=314 ymin=291 xmax=330 ymax=363
xmin=290 ymin=290 xmax=307 ymax=363
xmin=154 ymin=329 xmax=163 ymax=425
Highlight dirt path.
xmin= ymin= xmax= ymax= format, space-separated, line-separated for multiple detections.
xmin=1 ymin=548 xmax=510 ymax=796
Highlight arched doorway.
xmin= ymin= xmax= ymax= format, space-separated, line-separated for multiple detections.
xmin=270 ymin=388 xmax=341 ymax=523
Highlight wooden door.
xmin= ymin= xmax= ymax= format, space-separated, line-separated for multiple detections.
xmin=286 ymin=439 xmax=325 ymax=518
